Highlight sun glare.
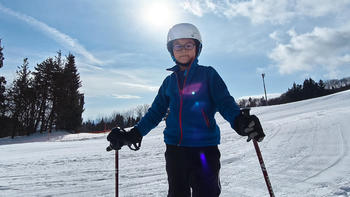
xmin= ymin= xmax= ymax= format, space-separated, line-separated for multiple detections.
xmin=142 ymin=2 xmax=177 ymax=30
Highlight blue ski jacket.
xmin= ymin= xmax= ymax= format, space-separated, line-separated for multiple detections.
xmin=136 ymin=58 xmax=240 ymax=147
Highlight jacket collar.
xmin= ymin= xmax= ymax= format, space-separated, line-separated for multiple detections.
xmin=166 ymin=58 xmax=198 ymax=72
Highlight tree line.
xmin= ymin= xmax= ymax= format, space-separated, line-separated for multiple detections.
xmin=238 ymin=77 xmax=350 ymax=108
xmin=0 ymin=39 xmax=84 ymax=138
xmin=79 ymin=104 xmax=150 ymax=132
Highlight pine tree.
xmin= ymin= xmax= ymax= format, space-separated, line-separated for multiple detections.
xmin=0 ymin=39 xmax=6 ymax=116
xmin=318 ymin=80 xmax=327 ymax=96
xmin=0 ymin=39 xmax=12 ymax=138
xmin=284 ymin=82 xmax=303 ymax=102
xmin=33 ymin=57 xmax=56 ymax=133
xmin=302 ymin=78 xmax=318 ymax=99
xmin=113 ymin=113 xmax=125 ymax=129
xmin=0 ymin=39 xmax=3 ymax=69
xmin=47 ymin=52 xmax=64 ymax=132
xmin=7 ymin=58 xmax=36 ymax=137
xmin=56 ymin=54 xmax=84 ymax=132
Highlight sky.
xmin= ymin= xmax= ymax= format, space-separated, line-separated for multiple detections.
xmin=1 ymin=0 xmax=350 ymax=121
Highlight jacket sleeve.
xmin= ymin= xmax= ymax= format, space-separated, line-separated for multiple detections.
xmin=208 ymin=67 xmax=240 ymax=129
xmin=135 ymin=76 xmax=170 ymax=136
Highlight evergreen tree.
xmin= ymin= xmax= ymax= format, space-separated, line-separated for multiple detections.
xmin=7 ymin=58 xmax=36 ymax=137
xmin=56 ymin=54 xmax=84 ymax=131
xmin=285 ymin=82 xmax=303 ymax=102
xmin=0 ymin=39 xmax=12 ymax=138
xmin=95 ymin=118 xmax=106 ymax=131
xmin=33 ymin=57 xmax=56 ymax=133
xmin=47 ymin=52 xmax=64 ymax=132
xmin=0 ymin=39 xmax=3 ymax=69
xmin=0 ymin=39 xmax=6 ymax=116
xmin=113 ymin=113 xmax=125 ymax=129
xmin=302 ymin=78 xmax=318 ymax=99
xmin=318 ymin=80 xmax=327 ymax=96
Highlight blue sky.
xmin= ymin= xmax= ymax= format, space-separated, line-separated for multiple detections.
xmin=1 ymin=0 xmax=350 ymax=121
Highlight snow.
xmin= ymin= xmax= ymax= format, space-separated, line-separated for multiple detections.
xmin=1 ymin=90 xmax=350 ymax=196
xmin=238 ymin=92 xmax=281 ymax=100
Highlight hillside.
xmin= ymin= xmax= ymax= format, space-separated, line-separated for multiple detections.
xmin=1 ymin=90 xmax=350 ymax=196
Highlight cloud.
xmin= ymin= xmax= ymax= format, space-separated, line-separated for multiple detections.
xmin=269 ymin=31 xmax=286 ymax=43
xmin=114 ymin=82 xmax=159 ymax=92
xmin=295 ymin=0 xmax=350 ymax=17
xmin=112 ymin=94 xmax=141 ymax=99
xmin=182 ymin=0 xmax=205 ymax=17
xmin=181 ymin=0 xmax=350 ymax=24
xmin=268 ymin=26 xmax=350 ymax=77
xmin=80 ymin=67 xmax=160 ymax=100
xmin=0 ymin=3 xmax=103 ymax=65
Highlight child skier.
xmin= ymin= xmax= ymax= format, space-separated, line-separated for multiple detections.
xmin=107 ymin=23 xmax=265 ymax=197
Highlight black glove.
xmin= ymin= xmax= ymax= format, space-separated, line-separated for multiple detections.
xmin=234 ymin=112 xmax=265 ymax=142
xmin=106 ymin=127 xmax=142 ymax=151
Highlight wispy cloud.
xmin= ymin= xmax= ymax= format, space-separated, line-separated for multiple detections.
xmin=182 ymin=0 xmax=205 ymax=17
xmin=269 ymin=26 xmax=350 ymax=78
xmin=0 ymin=3 xmax=103 ymax=65
xmin=80 ymin=69 xmax=159 ymax=99
xmin=114 ymin=82 xmax=159 ymax=92
xmin=181 ymin=0 xmax=350 ymax=24
xmin=112 ymin=94 xmax=141 ymax=99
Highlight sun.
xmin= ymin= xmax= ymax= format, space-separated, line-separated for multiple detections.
xmin=142 ymin=2 xmax=178 ymax=30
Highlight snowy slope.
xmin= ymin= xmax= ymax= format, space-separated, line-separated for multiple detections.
xmin=1 ymin=90 xmax=350 ymax=197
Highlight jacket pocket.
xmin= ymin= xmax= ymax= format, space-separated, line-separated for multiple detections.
xmin=201 ymin=109 xmax=210 ymax=128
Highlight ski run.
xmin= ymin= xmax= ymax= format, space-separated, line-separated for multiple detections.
xmin=1 ymin=90 xmax=350 ymax=196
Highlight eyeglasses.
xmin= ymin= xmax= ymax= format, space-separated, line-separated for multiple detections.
xmin=173 ymin=42 xmax=196 ymax=51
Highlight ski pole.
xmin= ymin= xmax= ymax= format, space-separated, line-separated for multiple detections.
xmin=242 ymin=108 xmax=275 ymax=197
xmin=106 ymin=127 xmax=141 ymax=197
xmin=115 ymin=150 xmax=119 ymax=197
xmin=253 ymin=139 xmax=274 ymax=197
xmin=106 ymin=141 xmax=119 ymax=197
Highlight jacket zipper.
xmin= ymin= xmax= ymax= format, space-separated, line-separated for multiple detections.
xmin=175 ymin=73 xmax=187 ymax=145
xmin=201 ymin=109 xmax=210 ymax=128
xmin=175 ymin=59 xmax=194 ymax=145
xmin=178 ymin=90 xmax=183 ymax=145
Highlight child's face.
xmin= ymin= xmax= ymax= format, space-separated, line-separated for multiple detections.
xmin=172 ymin=38 xmax=196 ymax=65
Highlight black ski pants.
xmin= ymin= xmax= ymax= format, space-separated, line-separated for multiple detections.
xmin=165 ymin=144 xmax=221 ymax=197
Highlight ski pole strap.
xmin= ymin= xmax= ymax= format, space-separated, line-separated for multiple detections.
xmin=106 ymin=127 xmax=142 ymax=151
xmin=127 ymin=141 xmax=141 ymax=151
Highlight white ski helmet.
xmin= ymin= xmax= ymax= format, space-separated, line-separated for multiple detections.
xmin=167 ymin=23 xmax=202 ymax=57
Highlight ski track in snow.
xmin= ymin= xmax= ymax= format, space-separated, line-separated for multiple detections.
xmin=1 ymin=90 xmax=350 ymax=196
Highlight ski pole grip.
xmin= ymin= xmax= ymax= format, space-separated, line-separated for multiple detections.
xmin=106 ymin=145 xmax=113 ymax=152
xmin=241 ymin=108 xmax=251 ymax=117
xmin=241 ymin=108 xmax=253 ymax=142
